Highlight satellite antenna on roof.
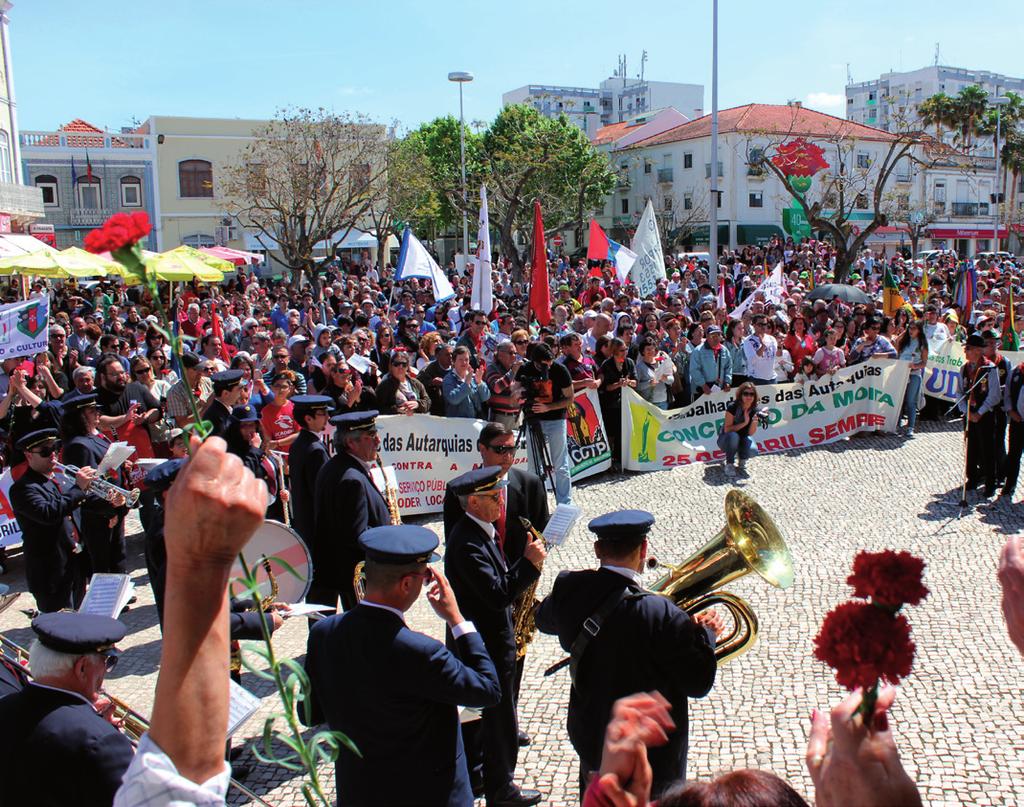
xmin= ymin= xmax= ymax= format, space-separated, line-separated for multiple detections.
xmin=846 ymin=63 xmax=852 ymax=86
xmin=934 ymin=43 xmax=941 ymax=66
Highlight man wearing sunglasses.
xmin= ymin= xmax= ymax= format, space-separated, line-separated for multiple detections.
xmin=9 ymin=428 xmax=97 ymax=612
xmin=0 ymin=611 xmax=134 ymax=806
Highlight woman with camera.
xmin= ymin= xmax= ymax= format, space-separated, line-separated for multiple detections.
xmin=717 ymin=381 xmax=761 ymax=479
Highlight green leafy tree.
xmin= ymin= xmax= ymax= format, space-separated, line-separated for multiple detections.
xmin=918 ymin=92 xmax=957 ymax=142
xmin=952 ymin=84 xmax=991 ymax=151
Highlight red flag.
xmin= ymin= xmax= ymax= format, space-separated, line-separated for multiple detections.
xmin=210 ymin=302 xmax=231 ymax=362
xmin=528 ymin=200 xmax=551 ymax=326
xmin=86 ymin=151 xmax=93 ymax=182
xmin=586 ymin=218 xmax=609 ymax=263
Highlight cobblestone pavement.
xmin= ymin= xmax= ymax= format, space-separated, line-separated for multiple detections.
xmin=2 ymin=418 xmax=1023 ymax=806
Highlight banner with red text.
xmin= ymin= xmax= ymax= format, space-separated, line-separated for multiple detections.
xmin=621 ymin=359 xmax=910 ymax=471
xmin=378 ymin=388 xmax=610 ymax=515
xmin=924 ymin=336 xmax=1024 ymax=403
xmin=0 ymin=469 xmax=23 ymax=548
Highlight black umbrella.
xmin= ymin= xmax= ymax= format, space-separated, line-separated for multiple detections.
xmin=805 ymin=283 xmax=872 ymax=305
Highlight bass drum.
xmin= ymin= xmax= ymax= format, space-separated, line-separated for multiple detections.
xmin=229 ymin=520 xmax=312 ymax=604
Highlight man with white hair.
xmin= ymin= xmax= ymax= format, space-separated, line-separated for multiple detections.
xmin=0 ymin=611 xmax=135 ymax=805
xmin=583 ymin=312 xmax=613 ymax=357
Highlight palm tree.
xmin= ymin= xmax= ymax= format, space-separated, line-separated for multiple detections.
xmin=1002 ymin=129 xmax=1024 ymax=236
xmin=953 ymin=84 xmax=990 ymax=151
xmin=918 ymin=92 xmax=956 ymax=142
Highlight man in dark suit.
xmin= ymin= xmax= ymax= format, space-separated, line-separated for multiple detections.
xmin=444 ymin=421 xmax=548 ymax=740
xmin=203 ymin=369 xmax=245 ymax=437
xmin=140 ymin=458 xmax=186 ymax=627
xmin=287 ymin=395 xmax=333 ymax=547
xmin=9 ymin=428 xmax=97 ymax=612
xmin=305 ymin=524 xmax=501 ymax=807
xmin=311 ymin=410 xmax=391 ymax=611
xmin=0 ymin=611 xmax=135 ymax=806
xmin=445 ymin=467 xmax=546 ymax=807
xmin=535 ymin=510 xmax=721 ymax=799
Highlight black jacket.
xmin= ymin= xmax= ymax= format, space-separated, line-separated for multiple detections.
xmin=305 ymin=604 xmax=500 ymax=807
xmin=288 ymin=429 xmax=329 ymax=544
xmin=535 ymin=567 xmax=717 ymax=792
xmin=0 ymin=683 xmax=134 ymax=806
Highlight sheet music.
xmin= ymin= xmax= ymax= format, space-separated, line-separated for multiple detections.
xmin=280 ymin=602 xmax=334 ymax=618
xmin=369 ymin=464 xmax=398 ymax=497
xmin=543 ymin=504 xmax=582 ymax=547
xmin=97 ymin=442 xmax=136 ymax=475
xmin=79 ymin=574 xmax=134 ymax=618
xmin=227 ymin=679 xmax=262 ymax=738
xmin=459 ymin=705 xmax=483 ymax=724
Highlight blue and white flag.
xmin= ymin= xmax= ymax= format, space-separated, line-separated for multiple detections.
xmin=395 ymin=227 xmax=455 ymax=302
xmin=472 ymin=184 xmax=493 ymax=313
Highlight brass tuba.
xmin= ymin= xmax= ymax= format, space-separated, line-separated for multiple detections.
xmin=648 ymin=489 xmax=793 ymax=664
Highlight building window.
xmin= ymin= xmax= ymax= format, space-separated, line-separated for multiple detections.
xmin=663 ymin=196 xmax=673 ymax=212
xmin=684 ymin=193 xmax=693 ymax=210
xmin=683 ymin=153 xmax=693 ymax=169
xmin=120 ymin=176 xmax=142 ymax=207
xmin=76 ymin=177 xmax=102 ymax=209
xmin=934 ymin=181 xmax=946 ymax=202
xmin=620 ymin=198 xmax=629 ymax=215
xmin=705 ymin=162 xmax=723 ymax=178
xmin=182 ymin=233 xmax=216 ymax=248
xmin=856 ymin=153 xmax=870 ymax=170
xmin=35 ymin=174 xmax=58 ymax=207
xmin=0 ymin=131 xmax=11 ymax=183
xmin=643 ymin=161 xmax=652 ymax=174
xmin=749 ymin=191 xmax=763 ymax=208
xmin=716 ymin=193 xmax=722 ymax=208
xmin=855 ymin=193 xmax=869 ymax=210
xmin=178 ymin=159 xmax=214 ymax=198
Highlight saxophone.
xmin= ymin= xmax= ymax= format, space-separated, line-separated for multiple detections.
xmin=376 ymin=453 xmax=402 ymax=525
xmin=512 ymin=516 xmax=549 ymax=659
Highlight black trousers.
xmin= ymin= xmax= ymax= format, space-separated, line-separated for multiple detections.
xmin=462 ymin=650 xmax=519 ymax=802
xmin=965 ymin=412 xmax=996 ymax=492
xmin=81 ymin=511 xmax=127 ymax=576
xmin=1004 ymin=418 xmax=1024 ymax=496
xmin=30 ymin=553 xmax=86 ymax=613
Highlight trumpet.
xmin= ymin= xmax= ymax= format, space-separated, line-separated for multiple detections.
xmin=55 ymin=462 xmax=141 ymax=508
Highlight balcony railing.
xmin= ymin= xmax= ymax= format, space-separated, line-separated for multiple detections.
xmin=69 ymin=208 xmax=116 ymax=226
xmin=657 ymin=168 xmax=673 ymax=183
xmin=20 ymin=131 xmax=151 ymax=150
xmin=616 ymin=174 xmax=631 ymax=189
xmin=951 ymin=202 xmax=990 ymax=217
xmin=0 ymin=182 xmax=44 ymax=219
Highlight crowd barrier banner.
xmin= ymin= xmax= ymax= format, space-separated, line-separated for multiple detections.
xmin=378 ymin=389 xmax=611 ymax=516
xmin=0 ymin=296 xmax=49 ymax=360
xmin=924 ymin=337 xmax=1024 ymax=403
xmin=621 ymin=359 xmax=910 ymax=472
xmin=0 ymin=469 xmax=23 ymax=548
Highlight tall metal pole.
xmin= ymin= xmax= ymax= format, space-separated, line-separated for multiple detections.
xmin=459 ymin=82 xmax=469 ymax=262
xmin=709 ymin=0 xmax=719 ymax=285
xmin=994 ymin=103 xmax=1002 ymax=255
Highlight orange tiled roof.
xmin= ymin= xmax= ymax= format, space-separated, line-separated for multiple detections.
xmin=32 ymin=119 xmax=137 ymax=148
xmin=622 ymin=103 xmax=898 ymax=150
xmin=591 ymin=121 xmax=634 ymax=146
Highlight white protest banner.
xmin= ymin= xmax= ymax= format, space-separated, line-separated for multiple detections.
xmin=621 ymin=359 xmax=910 ymax=471
xmin=729 ymin=263 xmax=783 ymax=320
xmin=0 ymin=469 xmax=23 ymax=548
xmin=377 ymin=389 xmax=612 ymax=515
xmin=923 ymin=336 xmax=1024 ymax=403
xmin=0 ymin=296 xmax=49 ymax=360
xmin=629 ymin=199 xmax=666 ymax=298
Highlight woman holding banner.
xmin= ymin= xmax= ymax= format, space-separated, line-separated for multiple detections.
xmin=896 ymin=322 xmax=929 ymax=438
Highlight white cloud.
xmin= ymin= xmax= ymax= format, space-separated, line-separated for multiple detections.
xmin=337 ymin=85 xmax=373 ymax=97
xmin=805 ymin=92 xmax=846 ymax=112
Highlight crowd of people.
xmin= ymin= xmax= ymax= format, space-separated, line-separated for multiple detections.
xmin=0 ymin=232 xmax=1022 ymax=806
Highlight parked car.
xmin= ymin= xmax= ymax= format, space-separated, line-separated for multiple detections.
xmin=915 ymin=249 xmax=958 ymax=263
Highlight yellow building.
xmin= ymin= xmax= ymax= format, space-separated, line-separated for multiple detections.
xmin=143 ymin=115 xmax=264 ymax=252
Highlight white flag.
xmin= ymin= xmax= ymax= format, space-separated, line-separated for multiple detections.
xmin=472 ymin=185 xmax=493 ymax=313
xmin=728 ymin=262 xmax=784 ymax=320
xmin=628 ymin=199 xmax=666 ymax=296
xmin=395 ymin=227 xmax=455 ymax=302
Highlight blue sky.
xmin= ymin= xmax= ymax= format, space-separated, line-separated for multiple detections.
xmin=12 ymin=0 xmax=1023 ymax=133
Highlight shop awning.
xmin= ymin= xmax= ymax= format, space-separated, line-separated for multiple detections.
xmin=244 ymin=228 xmax=379 ymax=253
xmin=0 ymin=234 xmax=55 ymax=257
xmin=735 ymin=224 xmax=785 ymax=246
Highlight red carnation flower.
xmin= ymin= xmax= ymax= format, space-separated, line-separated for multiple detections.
xmin=84 ymin=211 xmax=151 ymax=255
xmin=771 ymin=138 xmax=830 ymax=178
xmin=847 ymin=550 xmax=929 ymax=608
xmin=814 ymin=601 xmax=915 ymax=691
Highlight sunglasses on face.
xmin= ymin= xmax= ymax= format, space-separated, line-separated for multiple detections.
xmin=32 ymin=441 xmax=62 ymax=458
xmin=103 ymin=654 xmax=119 ymax=672
xmin=392 ymin=360 xmax=409 ymax=367
xmin=486 ymin=443 xmax=516 ymax=455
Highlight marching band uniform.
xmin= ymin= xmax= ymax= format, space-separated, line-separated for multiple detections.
xmin=959 ymin=334 xmax=1001 ymax=497
xmin=140 ymin=458 xmax=187 ymax=626
xmin=224 ymin=404 xmax=283 ymax=520
xmin=0 ymin=584 xmax=26 ymax=698
xmin=311 ymin=411 xmax=390 ymax=611
xmin=0 ymin=612 xmax=134 ymax=807
xmin=305 ymin=525 xmax=501 ymax=807
xmin=205 ymin=369 xmax=245 ymax=437
xmin=287 ymin=395 xmax=334 ymax=546
xmin=535 ymin=510 xmax=718 ymax=799
xmin=444 ymin=467 xmax=542 ymax=807
xmin=62 ymin=395 xmax=130 ymax=576
xmin=1002 ymin=362 xmax=1024 ymax=499
xmin=981 ymin=332 xmax=1013 ymax=484
xmin=8 ymin=428 xmax=89 ymax=612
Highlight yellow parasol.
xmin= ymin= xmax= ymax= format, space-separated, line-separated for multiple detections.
xmin=0 ymin=246 xmax=115 ymax=278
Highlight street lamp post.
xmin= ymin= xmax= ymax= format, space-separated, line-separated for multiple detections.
xmin=991 ymin=95 xmax=1010 ymax=256
xmin=448 ymin=71 xmax=474 ymax=267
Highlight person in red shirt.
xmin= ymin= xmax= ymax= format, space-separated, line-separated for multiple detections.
xmin=579 ymin=276 xmax=609 ymax=308
xmin=782 ymin=315 xmax=818 ymax=379
xmin=260 ymin=370 xmax=300 ymax=454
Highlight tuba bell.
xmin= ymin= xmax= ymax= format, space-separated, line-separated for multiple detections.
xmin=648 ymin=489 xmax=794 ymax=664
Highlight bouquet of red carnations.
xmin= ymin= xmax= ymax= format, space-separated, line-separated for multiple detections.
xmin=814 ymin=550 xmax=929 ymax=718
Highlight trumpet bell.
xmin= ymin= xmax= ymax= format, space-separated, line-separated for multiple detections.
xmin=649 ymin=489 xmax=794 ymax=664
